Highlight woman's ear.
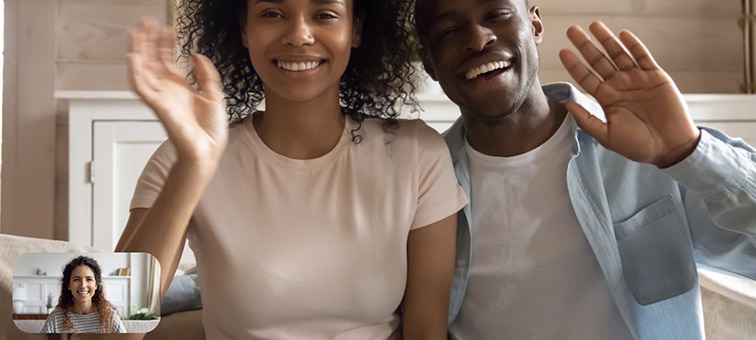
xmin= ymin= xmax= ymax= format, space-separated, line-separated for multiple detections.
xmin=352 ymin=14 xmax=364 ymax=48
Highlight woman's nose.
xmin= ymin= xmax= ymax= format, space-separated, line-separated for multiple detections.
xmin=282 ymin=16 xmax=315 ymax=46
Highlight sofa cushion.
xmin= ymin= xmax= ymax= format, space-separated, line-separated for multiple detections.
xmin=161 ymin=274 xmax=202 ymax=316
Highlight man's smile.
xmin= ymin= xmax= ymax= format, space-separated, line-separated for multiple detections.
xmin=464 ymin=60 xmax=512 ymax=80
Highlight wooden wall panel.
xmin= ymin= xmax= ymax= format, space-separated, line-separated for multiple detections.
xmin=58 ymin=0 xmax=167 ymax=63
xmin=533 ymin=0 xmax=739 ymax=17
xmin=539 ymin=68 xmax=742 ymax=94
xmin=538 ymin=14 xmax=742 ymax=72
xmin=57 ymin=64 xmax=130 ymax=91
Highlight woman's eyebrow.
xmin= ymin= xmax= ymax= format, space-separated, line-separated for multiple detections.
xmin=313 ymin=0 xmax=345 ymax=5
xmin=254 ymin=0 xmax=346 ymax=5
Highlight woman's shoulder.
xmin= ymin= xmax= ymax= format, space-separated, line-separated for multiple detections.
xmin=48 ymin=306 xmax=67 ymax=317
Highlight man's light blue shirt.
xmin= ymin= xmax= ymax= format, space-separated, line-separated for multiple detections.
xmin=444 ymin=82 xmax=756 ymax=339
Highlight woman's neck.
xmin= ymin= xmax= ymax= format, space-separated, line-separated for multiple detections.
xmin=71 ymin=301 xmax=96 ymax=314
xmin=254 ymin=91 xmax=346 ymax=160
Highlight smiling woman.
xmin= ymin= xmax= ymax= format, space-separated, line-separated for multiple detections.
xmin=117 ymin=0 xmax=467 ymax=339
xmin=40 ymin=256 xmax=126 ymax=334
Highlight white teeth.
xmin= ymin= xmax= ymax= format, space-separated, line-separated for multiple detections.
xmin=277 ymin=60 xmax=320 ymax=71
xmin=465 ymin=61 xmax=511 ymax=80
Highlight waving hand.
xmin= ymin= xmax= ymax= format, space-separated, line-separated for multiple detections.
xmin=128 ymin=19 xmax=228 ymax=164
xmin=559 ymin=21 xmax=700 ymax=168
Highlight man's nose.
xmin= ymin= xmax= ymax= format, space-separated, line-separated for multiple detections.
xmin=282 ymin=16 xmax=315 ymax=46
xmin=464 ymin=24 xmax=496 ymax=52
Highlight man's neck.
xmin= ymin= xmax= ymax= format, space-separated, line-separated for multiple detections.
xmin=463 ymin=88 xmax=568 ymax=157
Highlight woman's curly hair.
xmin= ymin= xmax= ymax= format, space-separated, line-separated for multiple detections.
xmin=175 ymin=0 xmax=419 ymax=136
xmin=57 ymin=256 xmax=120 ymax=333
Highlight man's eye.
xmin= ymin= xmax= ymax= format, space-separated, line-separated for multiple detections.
xmin=487 ymin=10 xmax=512 ymax=21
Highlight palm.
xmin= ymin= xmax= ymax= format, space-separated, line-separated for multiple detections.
xmin=128 ymin=20 xmax=228 ymax=163
xmin=559 ymin=22 xmax=699 ymax=168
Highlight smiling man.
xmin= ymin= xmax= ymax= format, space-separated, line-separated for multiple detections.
xmin=414 ymin=0 xmax=756 ymax=339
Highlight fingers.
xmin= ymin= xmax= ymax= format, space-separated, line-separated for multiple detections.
xmin=158 ymin=27 xmax=180 ymax=75
xmin=127 ymin=29 xmax=162 ymax=100
xmin=565 ymin=101 xmax=610 ymax=146
xmin=128 ymin=18 xmax=183 ymax=94
xmin=193 ymin=54 xmax=224 ymax=104
xmin=618 ymin=30 xmax=660 ymax=71
xmin=559 ymin=48 xmax=602 ymax=95
xmin=127 ymin=30 xmax=156 ymax=98
xmin=588 ymin=22 xmax=637 ymax=72
xmin=565 ymin=22 xmax=649 ymax=81
xmin=565 ymin=24 xmax=619 ymax=80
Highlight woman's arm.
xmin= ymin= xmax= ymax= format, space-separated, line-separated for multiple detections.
xmin=116 ymin=157 xmax=218 ymax=296
xmin=402 ymin=214 xmax=457 ymax=340
xmin=115 ymin=18 xmax=227 ymax=297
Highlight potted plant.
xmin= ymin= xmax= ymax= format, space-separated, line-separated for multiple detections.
xmin=46 ymin=293 xmax=54 ymax=314
xmin=128 ymin=307 xmax=158 ymax=320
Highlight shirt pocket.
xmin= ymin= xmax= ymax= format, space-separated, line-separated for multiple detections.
xmin=613 ymin=195 xmax=697 ymax=305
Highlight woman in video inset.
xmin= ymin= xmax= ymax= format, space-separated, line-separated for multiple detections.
xmin=41 ymin=256 xmax=126 ymax=334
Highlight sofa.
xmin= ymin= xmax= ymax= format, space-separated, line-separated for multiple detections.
xmin=1 ymin=233 xmax=204 ymax=339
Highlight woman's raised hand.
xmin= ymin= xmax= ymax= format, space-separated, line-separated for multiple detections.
xmin=128 ymin=19 xmax=228 ymax=165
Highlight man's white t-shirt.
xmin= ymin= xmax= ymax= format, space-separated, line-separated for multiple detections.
xmin=131 ymin=115 xmax=467 ymax=339
xmin=449 ymin=115 xmax=634 ymax=339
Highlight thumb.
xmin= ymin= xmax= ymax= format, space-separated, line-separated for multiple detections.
xmin=192 ymin=54 xmax=223 ymax=103
xmin=565 ymin=101 xmax=610 ymax=146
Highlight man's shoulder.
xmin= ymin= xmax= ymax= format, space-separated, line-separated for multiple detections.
xmin=442 ymin=118 xmax=466 ymax=156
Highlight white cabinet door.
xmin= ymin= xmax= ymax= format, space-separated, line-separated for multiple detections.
xmin=91 ymin=121 xmax=196 ymax=266
xmin=92 ymin=121 xmax=166 ymax=251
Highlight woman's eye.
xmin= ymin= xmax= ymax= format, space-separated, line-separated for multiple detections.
xmin=439 ymin=27 xmax=459 ymax=38
xmin=260 ymin=10 xmax=283 ymax=19
xmin=315 ymin=12 xmax=338 ymax=20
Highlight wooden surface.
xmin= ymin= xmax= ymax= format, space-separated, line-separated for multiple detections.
xmin=13 ymin=314 xmax=48 ymax=320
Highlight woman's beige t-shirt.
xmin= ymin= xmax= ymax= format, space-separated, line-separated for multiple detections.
xmin=130 ymin=116 xmax=467 ymax=339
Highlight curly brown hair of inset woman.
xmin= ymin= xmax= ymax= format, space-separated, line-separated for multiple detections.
xmin=175 ymin=0 xmax=419 ymax=141
xmin=57 ymin=256 xmax=120 ymax=333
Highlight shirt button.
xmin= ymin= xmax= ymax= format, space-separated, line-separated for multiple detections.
xmin=457 ymin=259 xmax=466 ymax=267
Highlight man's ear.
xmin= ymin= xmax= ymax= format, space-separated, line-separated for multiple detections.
xmin=530 ymin=6 xmax=544 ymax=45
xmin=419 ymin=47 xmax=437 ymax=81
xmin=352 ymin=14 xmax=364 ymax=48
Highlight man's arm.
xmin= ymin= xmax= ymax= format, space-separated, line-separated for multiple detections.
xmin=560 ymin=21 xmax=756 ymax=278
